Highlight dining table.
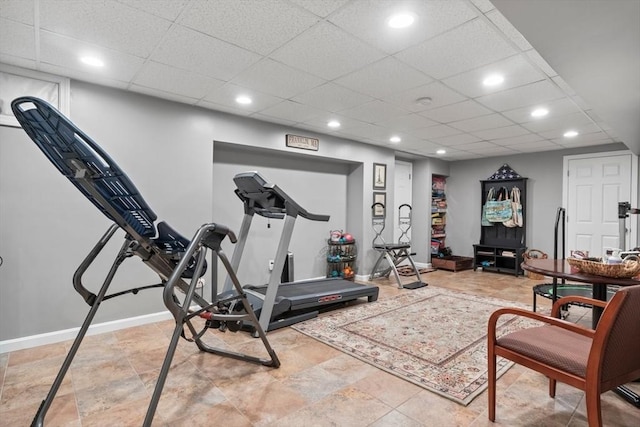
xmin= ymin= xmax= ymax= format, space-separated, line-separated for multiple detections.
xmin=522 ymin=257 xmax=640 ymax=408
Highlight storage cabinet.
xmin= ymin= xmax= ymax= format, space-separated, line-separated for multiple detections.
xmin=326 ymin=240 xmax=357 ymax=280
xmin=473 ymin=244 xmax=526 ymax=276
xmin=473 ymin=166 xmax=527 ymax=276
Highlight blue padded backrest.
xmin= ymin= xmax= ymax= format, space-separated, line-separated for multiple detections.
xmin=11 ymin=96 xmax=158 ymax=238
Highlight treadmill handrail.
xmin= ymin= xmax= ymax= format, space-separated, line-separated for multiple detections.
xmin=234 ymin=171 xmax=330 ymax=222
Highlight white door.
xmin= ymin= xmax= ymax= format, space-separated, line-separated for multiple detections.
xmin=564 ymin=152 xmax=638 ymax=257
xmin=394 ymin=161 xmax=412 ymax=243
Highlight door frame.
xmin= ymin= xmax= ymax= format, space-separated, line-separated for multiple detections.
xmin=562 ymin=150 xmax=639 ymax=254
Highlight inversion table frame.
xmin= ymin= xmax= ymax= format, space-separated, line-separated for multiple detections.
xmin=369 ymin=202 xmax=426 ymax=289
xmin=11 ymin=97 xmax=280 ymax=427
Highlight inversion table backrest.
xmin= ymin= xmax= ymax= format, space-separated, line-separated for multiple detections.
xmin=11 ymin=96 xmax=193 ymax=270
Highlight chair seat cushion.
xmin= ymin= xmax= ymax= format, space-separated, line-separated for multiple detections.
xmin=497 ymin=325 xmax=591 ymax=378
xmin=374 ymin=243 xmax=410 ymax=250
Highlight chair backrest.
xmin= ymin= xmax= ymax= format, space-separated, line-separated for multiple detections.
xmin=11 ymin=97 xmax=158 ymax=240
xmin=592 ymin=285 xmax=640 ymax=384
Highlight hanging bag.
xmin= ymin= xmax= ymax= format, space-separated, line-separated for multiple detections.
xmin=484 ymin=187 xmax=513 ymax=223
xmin=503 ymin=186 xmax=523 ymax=227
xmin=481 ymin=187 xmax=495 ymax=226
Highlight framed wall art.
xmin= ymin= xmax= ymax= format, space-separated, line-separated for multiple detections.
xmin=372 ymin=192 xmax=386 ymax=218
xmin=373 ymin=163 xmax=386 ymax=190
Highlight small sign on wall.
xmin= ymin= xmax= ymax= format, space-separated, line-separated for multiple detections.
xmin=286 ymin=134 xmax=319 ymax=151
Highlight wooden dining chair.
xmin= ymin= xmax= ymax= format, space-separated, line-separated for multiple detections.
xmin=487 ymin=285 xmax=640 ymax=427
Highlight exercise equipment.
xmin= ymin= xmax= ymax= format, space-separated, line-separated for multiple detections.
xmin=369 ymin=202 xmax=426 ymax=289
xmin=11 ymin=97 xmax=279 ymax=427
xmin=220 ymin=171 xmax=379 ymax=333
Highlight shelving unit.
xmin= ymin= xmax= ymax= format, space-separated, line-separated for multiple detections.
xmin=473 ymin=165 xmax=527 ymax=276
xmin=431 ymin=175 xmax=447 ymax=256
xmin=326 ymin=240 xmax=357 ymax=280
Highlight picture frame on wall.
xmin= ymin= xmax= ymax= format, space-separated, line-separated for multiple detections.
xmin=373 ymin=192 xmax=386 ymax=218
xmin=373 ymin=163 xmax=386 ymax=190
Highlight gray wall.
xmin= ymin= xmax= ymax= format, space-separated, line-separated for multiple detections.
xmin=446 ymin=146 xmax=634 ymax=258
xmin=0 ymin=79 xmax=633 ymax=343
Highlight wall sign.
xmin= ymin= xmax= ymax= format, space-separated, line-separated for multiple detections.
xmin=286 ymin=134 xmax=319 ymax=151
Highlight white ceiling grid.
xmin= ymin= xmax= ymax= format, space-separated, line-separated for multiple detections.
xmin=0 ymin=0 xmax=622 ymax=160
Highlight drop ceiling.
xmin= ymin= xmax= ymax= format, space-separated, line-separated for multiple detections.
xmin=1 ymin=0 xmax=637 ymax=160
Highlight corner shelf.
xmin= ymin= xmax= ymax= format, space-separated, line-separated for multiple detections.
xmin=326 ymin=240 xmax=357 ymax=280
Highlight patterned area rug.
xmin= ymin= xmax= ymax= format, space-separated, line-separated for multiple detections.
xmin=292 ymin=286 xmax=540 ymax=405
xmin=396 ymin=266 xmax=436 ymax=276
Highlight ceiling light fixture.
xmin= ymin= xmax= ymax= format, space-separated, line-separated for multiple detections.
xmin=80 ymin=56 xmax=104 ymax=67
xmin=389 ymin=136 xmax=401 ymax=143
xmin=387 ymin=13 xmax=415 ymax=29
xmin=563 ymin=130 xmax=579 ymax=138
xmin=327 ymin=120 xmax=340 ymax=128
xmin=483 ymin=74 xmax=504 ymax=86
xmin=531 ymin=108 xmax=549 ymax=118
xmin=436 ymin=149 xmax=446 ymax=155
xmin=235 ymin=95 xmax=252 ymax=105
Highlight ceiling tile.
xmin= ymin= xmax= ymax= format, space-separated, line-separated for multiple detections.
xmin=270 ymin=21 xmax=385 ymax=80
xmin=464 ymin=144 xmax=518 ymax=156
xmin=256 ymin=100 xmax=327 ymax=123
xmin=202 ymin=83 xmax=285 ymax=113
xmin=486 ymin=9 xmax=532 ymax=51
xmin=442 ymin=54 xmax=545 ymax=98
xmin=470 ymin=124 xmax=529 ymax=140
xmin=525 ymin=49 xmax=558 ymax=77
xmin=231 ymin=59 xmax=325 ymax=98
xmin=179 ymin=0 xmax=319 ymax=55
xmin=453 ymin=140 xmax=499 ymax=151
xmin=289 ymin=0 xmax=349 ymax=17
xmin=521 ymin=111 xmax=593 ymax=134
xmin=419 ymin=99 xmax=492 ymax=123
xmin=501 ymin=97 xmax=583 ymax=123
xmin=291 ymin=82 xmax=374 ymax=112
xmin=475 ymin=80 xmax=565 ymax=111
xmin=334 ymin=57 xmax=432 ymax=99
xmin=512 ymin=140 xmax=563 ymax=152
xmin=0 ymin=18 xmax=34 ymax=60
xmin=196 ymin=99 xmax=254 ymax=117
xmin=151 ymin=25 xmax=261 ymax=81
xmin=39 ymin=1 xmax=172 ymax=57
xmin=0 ymin=0 xmax=34 ymax=24
xmin=329 ymin=0 xmax=477 ymax=54
xmin=409 ymin=124 xmax=462 ymax=140
xmin=130 ymin=84 xmax=199 ymax=105
xmin=537 ymin=122 xmax=602 ymax=139
xmin=386 ymin=81 xmax=467 ymax=112
xmin=490 ymin=133 xmax=545 ymax=146
xmin=299 ymin=114 xmax=368 ymax=131
xmin=116 ymin=0 xmax=189 ymax=21
xmin=39 ymin=32 xmax=145 ymax=82
xmin=470 ymin=0 xmax=496 ymax=14
xmin=428 ymin=133 xmax=482 ymax=146
xmin=376 ymin=113 xmax=438 ymax=133
xmin=449 ymin=113 xmax=514 ymax=132
xmin=337 ymin=122 xmax=393 ymax=141
xmin=339 ymin=100 xmax=410 ymax=123
xmin=133 ymin=61 xmax=225 ymax=99
xmin=0 ymin=54 xmax=36 ymax=69
xmin=395 ymin=17 xmax=517 ymax=79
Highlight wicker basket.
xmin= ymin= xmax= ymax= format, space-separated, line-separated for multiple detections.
xmin=523 ymin=249 xmax=548 ymax=280
xmin=566 ymin=257 xmax=640 ymax=279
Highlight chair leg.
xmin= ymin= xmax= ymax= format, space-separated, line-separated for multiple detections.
xmin=488 ymin=346 xmax=497 ymax=421
xmin=549 ymin=378 xmax=556 ymax=397
xmin=585 ymin=389 xmax=603 ymax=427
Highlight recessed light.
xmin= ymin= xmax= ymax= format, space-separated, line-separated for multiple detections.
xmin=390 ymin=136 xmax=401 ymax=143
xmin=327 ymin=120 xmax=340 ymax=128
xmin=80 ymin=56 xmax=104 ymax=67
xmin=235 ymin=95 xmax=252 ymax=105
xmin=483 ymin=74 xmax=504 ymax=86
xmin=436 ymin=149 xmax=446 ymax=155
xmin=563 ymin=130 xmax=579 ymax=138
xmin=531 ymin=108 xmax=549 ymax=118
xmin=387 ymin=13 xmax=415 ymax=29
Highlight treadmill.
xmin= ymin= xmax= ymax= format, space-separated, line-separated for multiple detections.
xmin=221 ymin=171 xmax=379 ymax=332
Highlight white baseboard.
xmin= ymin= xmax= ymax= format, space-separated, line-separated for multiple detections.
xmin=0 ymin=311 xmax=173 ymax=354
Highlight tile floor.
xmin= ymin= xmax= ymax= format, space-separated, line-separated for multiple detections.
xmin=1 ymin=269 xmax=638 ymax=426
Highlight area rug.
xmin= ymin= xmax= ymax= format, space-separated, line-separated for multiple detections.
xmin=292 ymin=286 xmax=541 ymax=405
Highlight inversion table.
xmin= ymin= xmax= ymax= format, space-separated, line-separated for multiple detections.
xmin=11 ymin=96 xmax=280 ymax=427
xmin=369 ymin=202 xmax=426 ymax=289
